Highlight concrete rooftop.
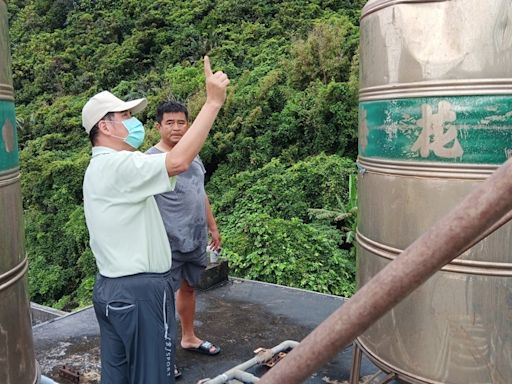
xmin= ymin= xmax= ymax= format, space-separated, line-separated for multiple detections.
xmin=33 ymin=277 xmax=379 ymax=383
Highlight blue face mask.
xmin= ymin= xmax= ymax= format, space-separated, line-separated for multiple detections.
xmin=121 ymin=117 xmax=145 ymax=149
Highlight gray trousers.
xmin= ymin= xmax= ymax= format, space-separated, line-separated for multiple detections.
xmin=93 ymin=271 xmax=176 ymax=384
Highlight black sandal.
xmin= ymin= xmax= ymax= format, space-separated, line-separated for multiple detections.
xmin=174 ymin=364 xmax=182 ymax=379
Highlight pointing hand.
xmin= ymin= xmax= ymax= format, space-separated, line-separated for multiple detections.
xmin=204 ymin=55 xmax=230 ymax=108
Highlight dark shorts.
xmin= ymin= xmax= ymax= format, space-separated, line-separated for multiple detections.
xmin=93 ymin=271 xmax=176 ymax=384
xmin=171 ymin=248 xmax=208 ymax=291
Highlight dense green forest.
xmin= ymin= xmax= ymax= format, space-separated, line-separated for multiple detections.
xmin=7 ymin=0 xmax=363 ymax=310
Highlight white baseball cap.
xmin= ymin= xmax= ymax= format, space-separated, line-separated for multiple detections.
xmin=81 ymin=91 xmax=148 ymax=133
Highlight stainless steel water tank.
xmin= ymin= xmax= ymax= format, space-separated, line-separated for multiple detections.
xmin=357 ymin=0 xmax=512 ymax=383
xmin=0 ymin=1 xmax=39 ymax=383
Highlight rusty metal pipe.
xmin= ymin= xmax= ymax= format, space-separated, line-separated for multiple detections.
xmin=258 ymin=157 xmax=512 ymax=384
xmin=461 ymin=208 xmax=512 ymax=254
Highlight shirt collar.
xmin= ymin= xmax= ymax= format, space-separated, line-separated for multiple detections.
xmin=91 ymin=146 xmax=117 ymax=158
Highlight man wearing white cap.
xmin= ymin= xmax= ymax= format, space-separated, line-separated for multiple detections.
xmin=81 ymin=56 xmax=229 ymax=384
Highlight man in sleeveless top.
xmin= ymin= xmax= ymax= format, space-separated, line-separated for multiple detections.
xmin=146 ymin=101 xmax=221 ymax=378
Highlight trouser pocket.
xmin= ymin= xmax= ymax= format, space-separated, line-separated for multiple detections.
xmin=106 ymin=301 xmax=135 ymax=317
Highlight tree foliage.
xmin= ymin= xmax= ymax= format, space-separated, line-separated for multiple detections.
xmin=224 ymin=214 xmax=355 ymax=297
xmin=7 ymin=0 xmax=362 ymax=308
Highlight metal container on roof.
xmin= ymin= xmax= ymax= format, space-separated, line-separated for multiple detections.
xmin=0 ymin=1 xmax=39 ymax=383
xmin=356 ymin=0 xmax=512 ymax=382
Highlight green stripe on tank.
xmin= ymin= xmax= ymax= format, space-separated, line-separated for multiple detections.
xmin=359 ymin=96 xmax=512 ymax=164
xmin=0 ymin=100 xmax=19 ymax=172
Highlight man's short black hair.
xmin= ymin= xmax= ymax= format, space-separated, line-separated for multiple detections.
xmin=155 ymin=101 xmax=188 ymax=124
xmin=89 ymin=112 xmax=114 ymax=146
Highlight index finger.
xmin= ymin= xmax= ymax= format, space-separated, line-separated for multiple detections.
xmin=204 ymin=55 xmax=213 ymax=78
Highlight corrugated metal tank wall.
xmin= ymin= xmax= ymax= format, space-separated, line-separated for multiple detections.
xmin=356 ymin=0 xmax=512 ymax=383
xmin=0 ymin=1 xmax=39 ymax=383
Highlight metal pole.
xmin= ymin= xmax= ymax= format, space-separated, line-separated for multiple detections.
xmin=349 ymin=343 xmax=362 ymax=384
xmin=258 ymin=157 xmax=512 ymax=384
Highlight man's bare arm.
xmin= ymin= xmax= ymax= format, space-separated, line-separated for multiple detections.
xmin=205 ymin=194 xmax=221 ymax=250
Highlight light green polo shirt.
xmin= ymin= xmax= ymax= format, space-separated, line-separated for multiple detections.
xmin=83 ymin=146 xmax=176 ymax=277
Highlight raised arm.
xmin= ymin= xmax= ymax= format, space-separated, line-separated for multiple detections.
xmin=165 ymin=56 xmax=229 ymax=176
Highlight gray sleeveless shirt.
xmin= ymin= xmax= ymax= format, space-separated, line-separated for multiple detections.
xmin=146 ymin=147 xmax=207 ymax=256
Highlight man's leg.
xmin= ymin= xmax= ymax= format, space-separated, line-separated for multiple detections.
xmin=177 ymin=279 xmax=201 ymax=348
xmin=175 ymin=253 xmax=220 ymax=355
xmin=103 ymin=273 xmax=176 ymax=384
xmin=177 ymin=279 xmax=219 ymax=354
xmin=130 ymin=282 xmax=176 ymax=384
xmin=93 ymin=300 xmax=129 ymax=384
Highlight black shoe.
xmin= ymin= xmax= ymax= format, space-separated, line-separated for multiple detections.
xmin=174 ymin=364 xmax=182 ymax=379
